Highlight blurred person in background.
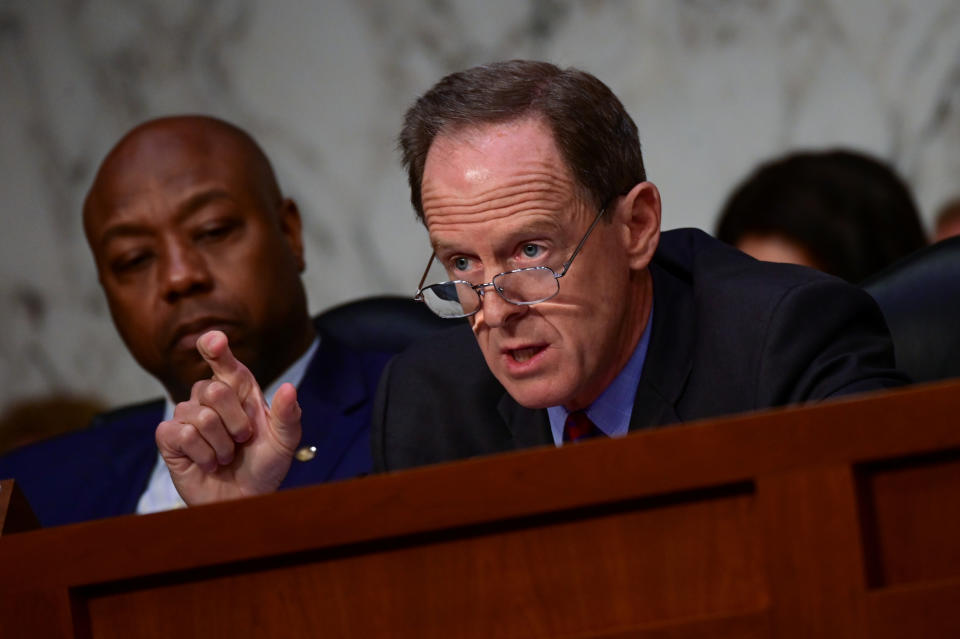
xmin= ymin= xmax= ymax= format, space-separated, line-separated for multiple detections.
xmin=933 ymin=198 xmax=960 ymax=243
xmin=715 ymin=149 xmax=927 ymax=283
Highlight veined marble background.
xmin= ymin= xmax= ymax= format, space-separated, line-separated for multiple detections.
xmin=1 ymin=0 xmax=959 ymax=418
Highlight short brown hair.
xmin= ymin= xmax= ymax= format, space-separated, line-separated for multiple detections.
xmin=399 ymin=60 xmax=646 ymax=221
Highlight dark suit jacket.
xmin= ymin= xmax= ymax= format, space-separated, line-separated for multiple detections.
xmin=0 ymin=327 xmax=394 ymax=527
xmin=372 ymin=228 xmax=908 ymax=471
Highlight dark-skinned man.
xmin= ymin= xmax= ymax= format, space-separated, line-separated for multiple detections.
xmin=0 ymin=115 xmax=397 ymax=525
xmin=151 ymin=61 xmax=907 ymax=508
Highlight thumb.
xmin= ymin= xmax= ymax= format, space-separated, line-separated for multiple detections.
xmin=269 ymin=382 xmax=302 ymax=452
xmin=197 ymin=330 xmax=260 ymax=403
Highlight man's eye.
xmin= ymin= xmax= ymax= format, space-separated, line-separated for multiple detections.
xmin=112 ymin=252 xmax=153 ymax=273
xmin=196 ymin=225 xmax=230 ymax=242
xmin=195 ymin=220 xmax=239 ymax=243
xmin=452 ymin=257 xmax=471 ymax=272
xmin=521 ymin=244 xmax=543 ymax=259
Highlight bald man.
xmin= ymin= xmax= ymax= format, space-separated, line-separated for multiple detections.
xmin=0 ymin=116 xmax=397 ymax=526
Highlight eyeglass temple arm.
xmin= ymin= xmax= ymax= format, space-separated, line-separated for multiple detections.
xmin=414 ymin=252 xmax=437 ymax=297
xmin=557 ymin=207 xmax=606 ymax=277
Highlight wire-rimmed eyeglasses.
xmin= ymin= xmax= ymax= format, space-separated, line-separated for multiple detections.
xmin=414 ymin=207 xmax=606 ymax=319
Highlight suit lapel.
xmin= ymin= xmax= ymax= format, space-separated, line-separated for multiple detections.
xmin=94 ymin=400 xmax=165 ymax=517
xmin=628 ymin=261 xmax=694 ymax=431
xmin=283 ymin=334 xmax=370 ymax=484
xmin=497 ymin=393 xmax=553 ymax=450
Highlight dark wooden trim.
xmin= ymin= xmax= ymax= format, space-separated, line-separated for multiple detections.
xmin=2 ymin=380 xmax=959 ymax=637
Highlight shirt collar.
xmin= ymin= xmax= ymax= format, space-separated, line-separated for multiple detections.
xmin=546 ymin=304 xmax=653 ymax=445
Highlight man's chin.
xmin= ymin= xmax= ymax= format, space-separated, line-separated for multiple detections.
xmin=166 ymin=357 xmax=213 ymax=393
xmin=499 ymin=377 xmax=572 ymax=410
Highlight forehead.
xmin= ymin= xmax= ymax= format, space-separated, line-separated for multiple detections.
xmin=421 ymin=118 xmax=581 ymax=237
xmin=85 ymin=126 xmax=256 ymax=232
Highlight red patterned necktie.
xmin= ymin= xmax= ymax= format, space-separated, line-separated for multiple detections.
xmin=563 ymin=410 xmax=604 ymax=443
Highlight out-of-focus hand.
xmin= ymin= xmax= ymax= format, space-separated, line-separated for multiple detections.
xmin=155 ymin=330 xmax=301 ymax=505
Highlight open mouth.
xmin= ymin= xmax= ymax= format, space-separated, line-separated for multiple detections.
xmin=508 ymin=345 xmax=547 ymax=363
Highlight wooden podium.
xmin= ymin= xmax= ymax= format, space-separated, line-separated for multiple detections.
xmin=2 ymin=381 xmax=959 ymax=638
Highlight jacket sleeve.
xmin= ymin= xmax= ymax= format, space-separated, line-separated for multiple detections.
xmin=756 ymin=277 xmax=910 ymax=405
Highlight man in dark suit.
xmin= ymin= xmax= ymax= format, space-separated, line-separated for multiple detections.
xmin=154 ymin=61 xmax=905 ymax=504
xmin=369 ymin=60 xmax=907 ymax=470
xmin=372 ymin=229 xmax=905 ymax=470
xmin=0 ymin=116 xmax=394 ymax=525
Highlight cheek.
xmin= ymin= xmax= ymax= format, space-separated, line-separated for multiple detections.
xmin=209 ymin=243 xmax=268 ymax=286
xmin=107 ymin=298 xmax=163 ymax=368
xmin=245 ymin=236 xmax=300 ymax=280
xmin=471 ymin=325 xmax=496 ymax=363
xmin=552 ymin=321 xmax=593 ymax=368
xmin=105 ymin=284 xmax=153 ymax=331
xmin=542 ymin=299 xmax=616 ymax=373
xmin=216 ymin=243 xmax=303 ymax=324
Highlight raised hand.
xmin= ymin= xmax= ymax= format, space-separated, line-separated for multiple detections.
xmin=155 ymin=330 xmax=302 ymax=505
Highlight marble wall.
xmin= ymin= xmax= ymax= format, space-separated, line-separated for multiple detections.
xmin=1 ymin=0 xmax=959 ymax=417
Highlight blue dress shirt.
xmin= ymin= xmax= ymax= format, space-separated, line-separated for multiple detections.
xmin=546 ymin=306 xmax=653 ymax=445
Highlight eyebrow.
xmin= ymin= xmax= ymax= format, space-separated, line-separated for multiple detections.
xmin=97 ymin=188 xmax=235 ymax=250
xmin=176 ymin=188 xmax=233 ymax=219
xmin=98 ymin=223 xmax=152 ymax=251
xmin=432 ymin=217 xmax=566 ymax=255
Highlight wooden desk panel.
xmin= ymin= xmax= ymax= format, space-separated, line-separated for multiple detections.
xmin=2 ymin=381 xmax=959 ymax=638
xmin=858 ymin=450 xmax=960 ymax=587
xmin=83 ymin=486 xmax=764 ymax=638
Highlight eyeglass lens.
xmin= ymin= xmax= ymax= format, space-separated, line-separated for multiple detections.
xmin=421 ymin=268 xmax=560 ymax=318
xmin=494 ymin=268 xmax=559 ymax=305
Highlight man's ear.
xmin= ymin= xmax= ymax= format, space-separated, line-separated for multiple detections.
xmin=614 ymin=182 xmax=661 ymax=270
xmin=278 ymin=198 xmax=306 ymax=272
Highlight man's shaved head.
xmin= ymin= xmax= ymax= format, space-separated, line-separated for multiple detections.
xmin=84 ymin=115 xmax=283 ymax=235
xmin=84 ymin=115 xmax=314 ymax=402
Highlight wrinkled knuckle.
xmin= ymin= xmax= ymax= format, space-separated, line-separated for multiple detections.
xmin=190 ymin=379 xmax=211 ymax=400
xmin=204 ymin=380 xmax=232 ymax=404
xmin=155 ymin=420 xmax=175 ymax=443
xmin=173 ymin=401 xmax=195 ymax=421
xmin=192 ymin=446 xmax=216 ymax=469
xmin=195 ymin=406 xmax=222 ymax=435
xmin=178 ymin=427 xmax=213 ymax=466
xmin=178 ymin=422 xmax=201 ymax=446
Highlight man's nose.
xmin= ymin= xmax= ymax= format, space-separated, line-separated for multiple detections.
xmin=159 ymin=241 xmax=213 ymax=303
xmin=477 ymin=285 xmax=527 ymax=328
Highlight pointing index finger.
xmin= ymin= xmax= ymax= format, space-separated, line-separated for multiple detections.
xmin=197 ymin=330 xmax=260 ymax=404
